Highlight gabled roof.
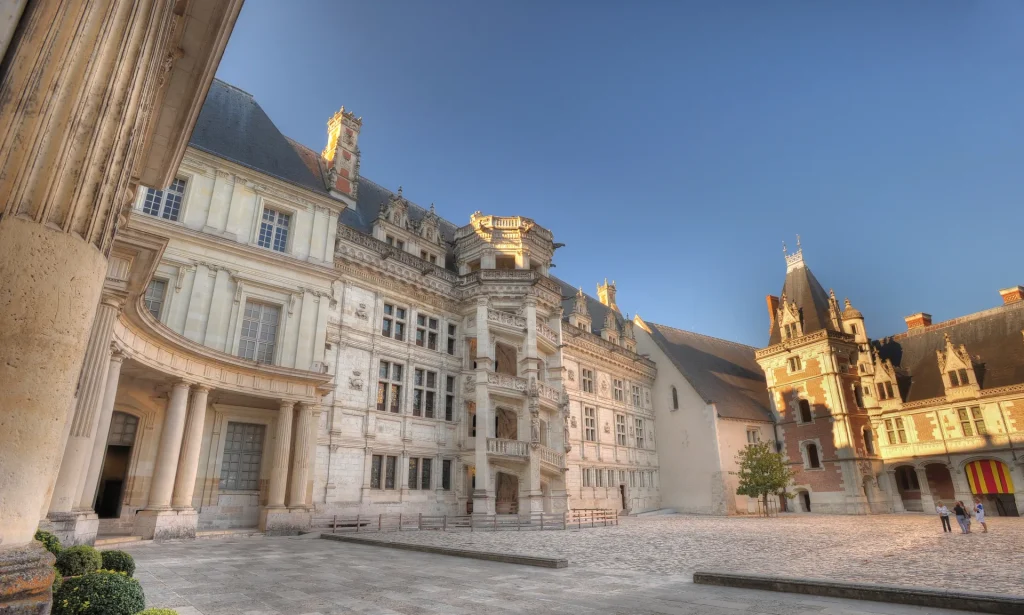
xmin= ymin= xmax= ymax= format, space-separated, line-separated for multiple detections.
xmin=874 ymin=301 xmax=1024 ymax=403
xmin=768 ymin=255 xmax=837 ymax=345
xmin=188 ymin=80 xmax=329 ymax=195
xmin=645 ymin=321 xmax=773 ymax=422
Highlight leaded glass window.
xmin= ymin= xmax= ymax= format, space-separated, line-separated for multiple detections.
xmin=219 ymin=422 xmax=265 ymax=491
xmin=141 ymin=178 xmax=187 ymax=221
xmin=257 ymin=207 xmax=290 ymax=252
xmin=238 ymin=301 xmax=279 ymax=364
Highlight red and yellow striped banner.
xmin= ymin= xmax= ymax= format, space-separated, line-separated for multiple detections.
xmin=965 ymin=460 xmax=1014 ymax=495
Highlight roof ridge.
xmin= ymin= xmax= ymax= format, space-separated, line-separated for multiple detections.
xmin=647 ymin=321 xmax=759 ymax=351
xmin=888 ymin=300 xmax=1024 ymax=341
xmin=212 ymin=78 xmax=253 ymax=98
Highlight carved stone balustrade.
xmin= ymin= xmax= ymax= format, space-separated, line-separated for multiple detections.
xmin=487 ymin=438 xmax=530 ymax=458
xmin=537 ymin=321 xmax=558 ymax=345
xmin=537 ymin=381 xmax=562 ymax=404
xmin=487 ymin=372 xmax=528 ymax=393
xmin=488 ymin=308 xmax=527 ymax=329
xmin=337 ymin=224 xmax=458 ymax=283
xmin=538 ymin=445 xmax=565 ymax=469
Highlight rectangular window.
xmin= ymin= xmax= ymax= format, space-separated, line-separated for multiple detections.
xmin=957 ymin=406 xmax=986 ymax=436
xmin=949 ymin=369 xmax=970 ymax=388
xmin=370 ymin=455 xmax=383 ymax=489
xmin=421 ymin=458 xmax=432 ymax=490
xmin=381 ymin=303 xmax=407 ymax=341
xmin=877 ymin=381 xmax=895 ymax=400
xmin=635 ymin=418 xmax=645 ymax=448
xmin=629 ymin=471 xmax=636 ymax=488
xmin=632 ymin=385 xmax=642 ymax=407
xmin=746 ymin=428 xmax=761 ymax=444
xmin=640 ymin=471 xmax=646 ymax=487
xmin=788 ymin=356 xmax=802 ymax=372
xmin=445 ymin=375 xmax=455 ymax=421
xmin=597 ymin=468 xmax=604 ymax=487
xmin=441 ymin=459 xmax=452 ymax=490
xmin=408 ymin=457 xmax=420 ymax=490
xmin=218 ymin=422 xmax=265 ymax=491
xmin=257 ymin=207 xmax=290 ymax=252
xmin=613 ymin=379 xmax=624 ymax=402
xmin=619 ymin=470 xmax=625 ymax=485
xmin=143 ymin=279 xmax=167 ymax=319
xmin=238 ymin=301 xmax=279 ymax=364
xmin=415 ymin=314 xmax=439 ymax=350
xmin=376 ymin=361 xmax=404 ymax=413
xmin=447 ymin=324 xmax=457 ymax=355
xmin=884 ymin=418 xmax=907 ymax=444
xmin=141 ymin=178 xmax=187 ymax=221
xmin=582 ymin=467 xmax=590 ymax=487
xmin=615 ymin=415 xmax=627 ymax=446
xmin=412 ymin=369 xmax=437 ymax=418
xmin=385 ymin=455 xmax=397 ymax=489
xmin=584 ymin=407 xmax=596 ymax=441
xmin=581 ymin=368 xmax=594 ymax=393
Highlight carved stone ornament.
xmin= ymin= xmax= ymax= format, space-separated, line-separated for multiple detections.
xmin=600 ymin=379 xmax=609 ymax=395
xmin=349 ymin=370 xmax=364 ymax=391
xmin=355 ymin=303 xmax=368 ymax=320
xmin=570 ymin=416 xmax=578 ymax=428
xmin=567 ymin=370 xmax=575 ymax=381
xmin=603 ymin=422 xmax=611 ymax=434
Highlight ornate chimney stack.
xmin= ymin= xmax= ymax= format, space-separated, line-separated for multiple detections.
xmin=322 ymin=106 xmax=362 ymax=198
xmin=597 ymin=278 xmax=618 ymax=313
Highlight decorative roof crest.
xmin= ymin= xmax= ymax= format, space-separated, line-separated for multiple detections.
xmin=783 ymin=235 xmax=804 ymax=272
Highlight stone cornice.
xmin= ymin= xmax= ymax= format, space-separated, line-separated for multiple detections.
xmin=755 ymin=328 xmax=856 ymax=360
xmin=563 ymin=326 xmax=656 ymax=375
xmin=879 ymin=382 xmax=1024 ymax=413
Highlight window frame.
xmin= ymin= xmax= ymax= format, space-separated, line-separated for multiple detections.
xmin=632 ymin=384 xmax=642 ymax=407
xmin=237 ymin=300 xmax=281 ymax=364
xmin=445 ymin=375 xmax=456 ymax=421
xmin=581 ymin=368 xmax=594 ymax=394
xmin=376 ymin=360 xmax=404 ymax=413
xmin=415 ymin=313 xmax=440 ymax=350
xmin=956 ymin=406 xmax=986 ymax=437
xmin=143 ymin=278 xmax=168 ymax=320
xmin=256 ymin=206 xmax=292 ymax=253
xmin=446 ymin=323 xmax=458 ymax=355
xmin=746 ymin=428 xmax=761 ymax=444
xmin=613 ymin=379 xmax=624 ymax=402
xmin=381 ymin=303 xmax=408 ymax=341
xmin=441 ymin=459 xmax=452 ymax=490
xmin=218 ymin=422 xmax=266 ymax=492
xmin=583 ymin=406 xmax=596 ymax=442
xmin=140 ymin=177 xmax=188 ymax=222
xmin=797 ymin=399 xmax=813 ymax=423
xmin=884 ymin=417 xmax=908 ymax=444
xmin=635 ymin=417 xmax=645 ymax=448
xmin=787 ymin=356 xmax=802 ymax=372
xmin=412 ymin=368 xmax=438 ymax=418
xmin=804 ymin=441 xmax=821 ymax=469
xmin=615 ymin=414 xmax=627 ymax=446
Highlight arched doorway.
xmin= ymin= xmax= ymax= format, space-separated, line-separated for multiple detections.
xmin=94 ymin=412 xmax=139 ymax=519
xmin=924 ymin=463 xmax=955 ymax=503
xmin=892 ymin=465 xmax=921 ymax=511
xmin=496 ymin=472 xmax=519 ymax=514
xmin=965 ymin=459 xmax=1019 ymax=517
xmin=794 ymin=489 xmax=811 ymax=512
xmin=495 ymin=408 xmax=518 ymax=440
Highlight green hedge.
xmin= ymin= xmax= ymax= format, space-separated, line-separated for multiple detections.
xmin=137 ymin=609 xmax=178 ymax=615
xmin=35 ymin=530 xmax=62 ymax=556
xmin=100 ymin=550 xmax=135 ymax=577
xmin=52 ymin=570 xmax=145 ymax=615
xmin=51 ymin=568 xmax=63 ymax=595
xmin=55 ymin=545 xmax=102 ymax=578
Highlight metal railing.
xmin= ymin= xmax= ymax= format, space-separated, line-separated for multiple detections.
xmin=312 ymin=509 xmax=619 ymax=533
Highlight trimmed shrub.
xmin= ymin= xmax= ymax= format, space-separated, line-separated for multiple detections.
xmin=52 ymin=570 xmax=145 ymax=615
xmin=35 ymin=530 xmax=62 ymax=556
xmin=100 ymin=550 xmax=135 ymax=577
xmin=55 ymin=545 xmax=102 ymax=578
xmin=138 ymin=610 xmax=178 ymax=615
xmin=51 ymin=568 xmax=63 ymax=595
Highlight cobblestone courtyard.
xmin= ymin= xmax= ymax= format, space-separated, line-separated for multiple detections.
xmin=125 ymin=533 xmax=974 ymax=615
xmin=357 ymin=513 xmax=1024 ymax=595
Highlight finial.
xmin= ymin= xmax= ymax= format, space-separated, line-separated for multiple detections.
xmin=782 ymin=241 xmax=787 ymax=254
xmin=577 ymin=286 xmax=584 ymax=297
xmin=796 ymin=234 xmax=801 ymax=250
xmin=943 ymin=332 xmax=951 ymax=345
xmin=845 ymin=298 xmax=852 ymax=309
xmin=429 ymin=203 xmax=435 ymax=213
xmin=829 ymin=288 xmax=836 ymax=300
xmin=397 ymin=185 xmax=403 ymax=197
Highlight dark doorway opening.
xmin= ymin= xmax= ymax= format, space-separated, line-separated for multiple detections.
xmin=800 ymin=491 xmax=811 ymax=512
xmin=619 ymin=485 xmax=627 ymax=511
xmin=95 ymin=445 xmax=131 ymax=519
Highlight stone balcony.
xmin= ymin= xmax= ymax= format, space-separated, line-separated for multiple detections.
xmin=537 ymin=445 xmax=565 ymax=471
xmin=486 ymin=437 xmax=530 ymax=458
xmin=487 ymin=372 xmax=528 ymax=394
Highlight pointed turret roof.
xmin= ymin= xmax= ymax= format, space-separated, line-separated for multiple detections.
xmin=768 ymin=245 xmax=838 ymax=345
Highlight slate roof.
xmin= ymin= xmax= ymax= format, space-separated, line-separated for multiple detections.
xmin=189 ymin=80 xmax=329 ymax=195
xmin=645 ymin=322 xmax=773 ymax=422
xmin=551 ymin=277 xmax=627 ymax=336
xmin=874 ymin=301 xmax=1024 ymax=403
xmin=768 ymin=257 xmax=837 ymax=345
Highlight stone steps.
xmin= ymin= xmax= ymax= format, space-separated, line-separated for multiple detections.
xmin=94 ymin=527 xmax=264 ymax=549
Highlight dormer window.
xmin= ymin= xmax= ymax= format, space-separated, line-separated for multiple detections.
xmin=783 ymin=323 xmax=799 ymax=339
xmin=385 ymin=235 xmax=405 ymax=251
xmin=787 ymin=356 xmax=802 ymax=372
xmin=948 ymin=368 xmax=969 ymax=387
xmin=877 ymin=381 xmax=895 ymax=400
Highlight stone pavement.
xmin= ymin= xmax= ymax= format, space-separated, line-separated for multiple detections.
xmin=352 ymin=513 xmax=1024 ymax=595
xmin=124 ymin=533 xmax=975 ymax=615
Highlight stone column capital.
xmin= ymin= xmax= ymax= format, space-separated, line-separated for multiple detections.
xmin=191 ymin=384 xmax=212 ymax=394
xmin=170 ymin=380 xmax=193 ymax=391
xmin=279 ymin=399 xmax=297 ymax=411
xmin=99 ymin=292 xmax=127 ymax=312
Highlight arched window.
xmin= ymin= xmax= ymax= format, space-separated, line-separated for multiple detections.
xmin=863 ymin=427 xmax=875 ymax=455
xmin=805 ymin=443 xmax=821 ymax=469
xmin=798 ymin=399 xmax=812 ymax=423
xmin=671 ymin=386 xmax=679 ymax=410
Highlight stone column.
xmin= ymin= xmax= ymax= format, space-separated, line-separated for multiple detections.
xmin=884 ymin=469 xmax=905 ymax=513
xmin=1013 ymin=460 xmax=1024 ymax=517
xmin=914 ymin=467 xmax=935 ymax=513
xmin=49 ymin=295 xmax=123 ymax=517
xmin=134 ymin=382 xmax=192 ymax=540
xmin=261 ymin=401 xmax=301 ymax=534
xmin=288 ymin=403 xmax=315 ymax=509
xmin=79 ymin=349 xmax=126 ymax=512
xmin=947 ymin=462 xmax=975 ymax=507
xmin=473 ymin=298 xmax=494 ymax=514
xmin=171 ymin=385 xmax=212 ymax=509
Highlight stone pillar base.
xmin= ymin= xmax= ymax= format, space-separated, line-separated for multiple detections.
xmin=0 ymin=542 xmax=56 ymax=615
xmin=135 ymin=509 xmax=198 ymax=541
xmin=520 ymin=493 xmax=545 ymax=514
xmin=471 ymin=490 xmax=495 ymax=515
xmin=258 ymin=508 xmax=310 ymax=535
xmin=39 ymin=511 xmax=100 ymax=547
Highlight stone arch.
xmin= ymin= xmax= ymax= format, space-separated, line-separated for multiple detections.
xmin=891 ymin=464 xmax=922 ymax=512
xmin=792 ymin=488 xmax=812 ymax=513
xmin=495 ymin=471 xmax=519 ymax=514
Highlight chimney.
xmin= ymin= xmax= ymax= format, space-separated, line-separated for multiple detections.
xmin=766 ymin=295 xmax=780 ymax=332
xmin=904 ymin=312 xmax=932 ymax=330
xmin=322 ymin=106 xmax=362 ymax=198
xmin=999 ymin=286 xmax=1024 ymax=305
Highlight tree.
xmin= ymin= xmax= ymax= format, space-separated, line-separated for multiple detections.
xmin=732 ymin=442 xmax=797 ymax=516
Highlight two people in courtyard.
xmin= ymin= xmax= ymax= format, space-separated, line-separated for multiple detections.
xmin=938 ymin=498 xmax=988 ymax=534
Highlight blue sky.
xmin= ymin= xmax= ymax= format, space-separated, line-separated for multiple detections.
xmin=214 ymin=0 xmax=1024 ymax=347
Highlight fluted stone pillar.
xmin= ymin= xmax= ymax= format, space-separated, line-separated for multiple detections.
xmin=135 ymin=381 xmax=192 ymax=540
xmin=288 ymin=403 xmax=315 ymax=509
xmin=171 ymin=385 xmax=211 ymax=509
xmin=49 ymin=296 xmax=123 ymax=515
xmin=261 ymin=401 xmax=304 ymax=534
xmin=79 ymin=350 xmax=126 ymax=512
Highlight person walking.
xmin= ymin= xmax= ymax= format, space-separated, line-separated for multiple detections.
xmin=935 ymin=501 xmax=952 ymax=533
xmin=974 ymin=497 xmax=988 ymax=533
xmin=953 ymin=500 xmax=970 ymax=534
